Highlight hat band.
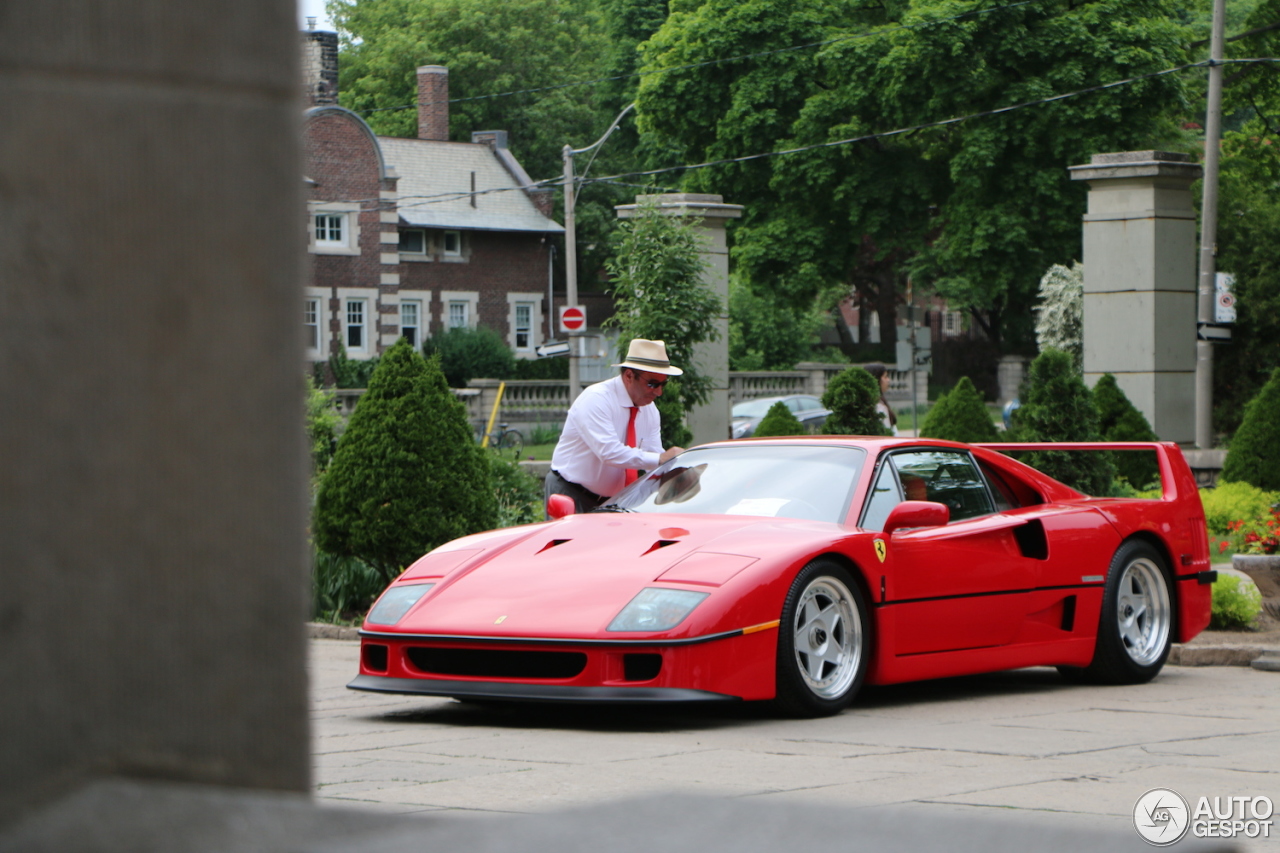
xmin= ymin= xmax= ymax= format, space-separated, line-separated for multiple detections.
xmin=626 ymin=355 xmax=671 ymax=369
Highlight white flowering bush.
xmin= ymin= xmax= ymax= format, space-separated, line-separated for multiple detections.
xmin=1035 ymin=261 xmax=1083 ymax=369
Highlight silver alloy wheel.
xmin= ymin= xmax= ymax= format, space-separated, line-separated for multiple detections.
xmin=1115 ymin=556 xmax=1172 ymax=667
xmin=792 ymin=575 xmax=862 ymax=699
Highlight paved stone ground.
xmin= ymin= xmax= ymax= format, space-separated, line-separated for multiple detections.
xmin=310 ymin=639 xmax=1280 ymax=851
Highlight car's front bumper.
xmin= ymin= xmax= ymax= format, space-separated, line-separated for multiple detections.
xmin=348 ymin=673 xmax=737 ymax=703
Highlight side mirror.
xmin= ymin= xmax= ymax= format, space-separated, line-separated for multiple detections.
xmin=546 ymin=493 xmax=576 ymax=520
xmin=883 ymin=500 xmax=949 ymax=534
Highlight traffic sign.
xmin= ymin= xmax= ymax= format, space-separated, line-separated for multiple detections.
xmin=1197 ymin=323 xmax=1232 ymax=342
xmin=536 ymin=340 xmax=570 ymax=358
xmin=559 ymin=305 xmax=586 ymax=333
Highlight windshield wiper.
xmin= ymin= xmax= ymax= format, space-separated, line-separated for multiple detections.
xmin=590 ymin=503 xmax=634 ymax=513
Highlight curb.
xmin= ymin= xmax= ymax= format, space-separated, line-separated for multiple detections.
xmin=308 ymin=622 xmax=360 ymax=641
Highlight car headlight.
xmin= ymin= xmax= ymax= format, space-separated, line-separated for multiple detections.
xmin=608 ymin=588 xmax=709 ymax=632
xmin=366 ymin=583 xmax=434 ymax=625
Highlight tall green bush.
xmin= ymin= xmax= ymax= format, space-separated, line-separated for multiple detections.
xmin=753 ymin=401 xmax=806 ymax=437
xmin=314 ymin=341 xmax=497 ymax=583
xmin=306 ymin=374 xmax=342 ymax=475
xmin=821 ymin=367 xmax=891 ymax=436
xmin=423 ymin=325 xmax=516 ymax=388
xmin=1011 ymin=348 xmax=1115 ymax=495
xmin=1092 ymin=373 xmax=1160 ymax=489
xmin=919 ymin=376 xmax=998 ymax=443
xmin=1222 ymin=367 xmax=1280 ymax=491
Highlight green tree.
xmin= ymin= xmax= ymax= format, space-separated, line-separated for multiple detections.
xmin=1011 ymin=348 xmax=1115 ymax=495
xmin=920 ymin=376 xmax=999 ymax=444
xmin=314 ymin=341 xmax=496 ymax=583
xmin=1092 ymin=373 xmax=1160 ymax=489
xmin=728 ymin=274 xmax=830 ymax=370
xmin=422 ymin=325 xmax=516 ymax=387
xmin=821 ymin=366 xmax=891 ymax=436
xmin=306 ymin=374 xmax=342 ymax=475
xmin=1035 ymin=262 xmax=1084 ymax=370
xmin=636 ymin=0 xmax=1191 ymax=348
xmin=604 ymin=200 xmax=721 ymax=441
xmin=1221 ymin=367 xmax=1280 ymax=490
xmin=752 ymin=400 xmax=806 ymax=438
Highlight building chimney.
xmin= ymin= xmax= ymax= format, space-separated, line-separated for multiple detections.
xmin=300 ymin=29 xmax=339 ymax=106
xmin=417 ymin=66 xmax=449 ymax=141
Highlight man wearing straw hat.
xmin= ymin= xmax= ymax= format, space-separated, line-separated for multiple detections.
xmin=546 ymin=339 xmax=686 ymax=513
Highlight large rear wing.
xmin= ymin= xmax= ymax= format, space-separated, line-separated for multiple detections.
xmin=973 ymin=441 xmax=1197 ymax=503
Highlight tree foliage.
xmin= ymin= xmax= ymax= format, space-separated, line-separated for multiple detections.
xmin=422 ymin=325 xmax=516 ymax=387
xmin=1035 ymin=262 xmax=1084 ymax=369
xmin=314 ymin=341 xmax=497 ymax=582
xmin=636 ymin=0 xmax=1191 ymax=348
xmin=920 ymin=376 xmax=999 ymax=444
xmin=605 ymin=199 xmax=721 ymax=421
xmin=1092 ymin=373 xmax=1160 ymax=489
xmin=728 ymin=274 xmax=830 ymax=370
xmin=1010 ymin=347 xmax=1115 ymax=494
xmin=752 ymin=400 xmax=807 ymax=438
xmin=821 ymin=366 xmax=891 ymax=436
xmin=306 ymin=374 xmax=342 ymax=475
xmin=1222 ymin=366 xmax=1280 ymax=490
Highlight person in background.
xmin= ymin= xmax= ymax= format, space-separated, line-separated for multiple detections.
xmin=545 ymin=339 xmax=686 ymax=513
xmin=864 ymin=362 xmax=899 ymax=436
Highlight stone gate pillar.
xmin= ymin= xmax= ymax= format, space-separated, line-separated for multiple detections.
xmin=616 ymin=194 xmax=743 ymax=446
xmin=1068 ymin=151 xmax=1202 ymax=443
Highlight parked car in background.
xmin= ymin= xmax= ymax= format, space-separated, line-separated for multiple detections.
xmin=731 ymin=395 xmax=830 ymax=439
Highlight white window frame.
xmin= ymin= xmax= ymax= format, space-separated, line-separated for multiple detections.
xmin=335 ymin=288 xmax=375 ymax=358
xmin=441 ymin=290 xmax=479 ymax=331
xmin=303 ymin=291 xmax=325 ymax=361
xmin=399 ymin=299 xmax=423 ymax=348
xmin=442 ymin=230 xmax=462 ymax=257
xmin=398 ymin=228 xmax=429 ymax=260
xmin=308 ymin=201 xmax=360 ymax=256
xmin=506 ymin=293 xmax=542 ymax=355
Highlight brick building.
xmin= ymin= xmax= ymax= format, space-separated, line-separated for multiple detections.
xmin=301 ymin=42 xmax=563 ymax=366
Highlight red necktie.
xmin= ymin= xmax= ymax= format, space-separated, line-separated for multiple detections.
xmin=624 ymin=406 xmax=638 ymax=485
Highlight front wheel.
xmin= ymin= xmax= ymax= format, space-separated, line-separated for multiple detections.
xmin=1063 ymin=540 xmax=1173 ymax=685
xmin=497 ymin=429 xmax=524 ymax=460
xmin=774 ymin=560 xmax=870 ymax=717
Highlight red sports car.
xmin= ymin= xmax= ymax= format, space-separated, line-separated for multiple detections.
xmin=349 ymin=438 xmax=1214 ymax=716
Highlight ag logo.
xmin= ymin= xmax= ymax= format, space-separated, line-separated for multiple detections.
xmin=1134 ymin=787 xmax=1190 ymax=846
xmin=873 ymin=539 xmax=887 ymax=563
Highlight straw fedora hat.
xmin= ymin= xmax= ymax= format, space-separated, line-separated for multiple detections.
xmin=614 ymin=338 xmax=683 ymax=376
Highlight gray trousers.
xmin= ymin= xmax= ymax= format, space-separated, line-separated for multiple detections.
xmin=544 ymin=469 xmax=607 ymax=515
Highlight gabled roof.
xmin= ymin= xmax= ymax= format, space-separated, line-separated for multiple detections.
xmin=380 ymin=137 xmax=563 ymax=234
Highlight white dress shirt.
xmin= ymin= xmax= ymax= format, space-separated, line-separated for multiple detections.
xmin=551 ymin=374 xmax=663 ymax=498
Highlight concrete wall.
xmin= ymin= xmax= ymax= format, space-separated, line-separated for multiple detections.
xmin=0 ymin=0 xmax=311 ymax=827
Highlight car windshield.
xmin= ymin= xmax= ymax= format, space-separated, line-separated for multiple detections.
xmin=596 ymin=444 xmax=865 ymax=523
xmin=731 ymin=398 xmax=781 ymax=418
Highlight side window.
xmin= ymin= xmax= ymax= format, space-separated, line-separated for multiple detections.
xmin=893 ymin=450 xmax=994 ymax=522
xmin=860 ymin=461 xmax=903 ymax=532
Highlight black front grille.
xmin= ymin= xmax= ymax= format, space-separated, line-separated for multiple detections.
xmin=406 ymin=647 xmax=587 ymax=680
xmin=623 ymin=653 xmax=662 ymax=682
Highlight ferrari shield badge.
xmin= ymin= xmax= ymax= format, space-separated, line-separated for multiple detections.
xmin=873 ymin=539 xmax=887 ymax=563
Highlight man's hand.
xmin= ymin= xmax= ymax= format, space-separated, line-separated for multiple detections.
xmin=659 ymin=446 xmax=685 ymax=465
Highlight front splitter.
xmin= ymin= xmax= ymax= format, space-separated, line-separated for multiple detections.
xmin=348 ymin=674 xmax=739 ymax=704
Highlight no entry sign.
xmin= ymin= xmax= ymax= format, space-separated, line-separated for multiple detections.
xmin=558 ymin=305 xmax=586 ymax=333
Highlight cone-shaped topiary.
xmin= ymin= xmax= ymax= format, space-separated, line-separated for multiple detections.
xmin=821 ymin=367 xmax=891 ymax=436
xmin=314 ymin=340 xmax=497 ymax=584
xmin=1011 ymin=348 xmax=1115 ymax=495
xmin=920 ymin=376 xmax=999 ymax=443
xmin=1222 ymin=366 xmax=1280 ymax=490
xmin=752 ymin=401 xmax=806 ymax=438
xmin=1092 ymin=373 xmax=1160 ymax=489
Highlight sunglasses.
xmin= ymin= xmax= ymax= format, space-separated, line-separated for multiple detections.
xmin=644 ymin=378 xmax=668 ymax=389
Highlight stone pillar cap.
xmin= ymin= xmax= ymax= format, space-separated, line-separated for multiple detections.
xmin=615 ymin=193 xmax=743 ymax=220
xmin=1069 ymin=150 xmax=1202 ymax=182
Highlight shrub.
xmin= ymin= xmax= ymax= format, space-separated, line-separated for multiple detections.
xmin=821 ymin=367 xmax=891 ymax=436
xmin=489 ymin=454 xmax=545 ymax=528
xmin=1210 ymin=574 xmax=1263 ymax=629
xmin=306 ymin=374 xmax=341 ymax=475
xmin=423 ymin=326 xmax=516 ymax=387
xmin=314 ymin=341 xmax=497 ymax=584
xmin=1229 ymin=506 xmax=1280 ymax=555
xmin=919 ymin=376 xmax=998 ymax=443
xmin=753 ymin=401 xmax=806 ymax=438
xmin=323 ymin=344 xmax=380 ymax=389
xmin=311 ymin=545 xmax=385 ymax=622
xmin=1010 ymin=348 xmax=1115 ymax=495
xmin=1092 ymin=373 xmax=1160 ymax=489
xmin=512 ymin=355 xmax=569 ymax=380
xmin=1200 ymin=481 xmax=1280 ymax=537
xmin=1222 ymin=367 xmax=1280 ymax=491
xmin=1034 ymin=262 xmax=1083 ymax=370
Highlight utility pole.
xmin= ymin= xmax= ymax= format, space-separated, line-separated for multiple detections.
xmin=1195 ymin=0 xmax=1226 ymax=449
xmin=560 ymin=103 xmax=635 ymax=403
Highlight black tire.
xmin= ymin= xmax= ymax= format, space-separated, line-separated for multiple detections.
xmin=1063 ymin=540 xmax=1174 ymax=685
xmin=498 ymin=429 xmax=524 ymax=460
xmin=774 ymin=560 xmax=870 ymax=717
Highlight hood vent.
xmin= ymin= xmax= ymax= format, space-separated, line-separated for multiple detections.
xmin=642 ymin=540 xmax=679 ymax=556
xmin=536 ymin=539 xmax=570 ymax=554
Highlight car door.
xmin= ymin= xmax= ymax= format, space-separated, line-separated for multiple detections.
xmin=861 ymin=449 xmax=1041 ymax=655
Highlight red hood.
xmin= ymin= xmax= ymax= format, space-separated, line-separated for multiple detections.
xmin=387 ymin=513 xmax=844 ymax=639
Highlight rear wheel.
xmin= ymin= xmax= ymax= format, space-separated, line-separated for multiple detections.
xmin=1061 ymin=540 xmax=1173 ymax=685
xmin=774 ymin=560 xmax=869 ymax=717
xmin=498 ymin=429 xmax=524 ymax=460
